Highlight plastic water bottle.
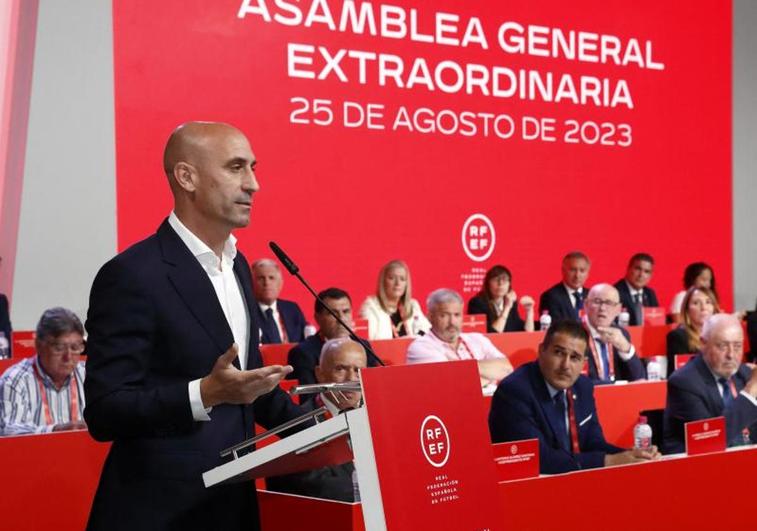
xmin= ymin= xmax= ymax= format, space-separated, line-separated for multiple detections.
xmin=303 ymin=324 xmax=317 ymax=338
xmin=0 ymin=332 xmax=9 ymax=360
xmin=618 ymin=307 xmax=630 ymax=328
xmin=539 ymin=311 xmax=551 ymax=332
xmin=633 ymin=416 xmax=653 ymax=450
xmin=646 ymin=358 xmax=662 ymax=381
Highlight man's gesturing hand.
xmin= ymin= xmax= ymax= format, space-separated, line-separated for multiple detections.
xmin=200 ymin=344 xmax=293 ymax=408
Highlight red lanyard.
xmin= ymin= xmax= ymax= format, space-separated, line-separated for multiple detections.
xmin=565 ymin=390 xmax=581 ymax=454
xmin=430 ymin=331 xmax=475 ymax=360
xmin=276 ymin=312 xmax=289 ymax=343
xmin=32 ymin=360 xmax=80 ymax=426
xmin=581 ymin=318 xmax=614 ymax=380
xmin=726 ymin=378 xmax=738 ymax=399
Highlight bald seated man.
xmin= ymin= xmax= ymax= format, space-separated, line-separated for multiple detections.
xmin=84 ymin=122 xmax=305 ymax=531
xmin=267 ymin=337 xmax=367 ymax=501
xmin=581 ymin=283 xmax=646 ymax=383
xmin=663 ymin=314 xmax=757 ymax=453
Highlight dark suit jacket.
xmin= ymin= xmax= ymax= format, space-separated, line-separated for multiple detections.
xmin=489 ymin=362 xmax=623 ymax=474
xmin=663 ymin=355 xmax=757 ymax=454
xmin=0 ymin=294 xmax=11 ymax=357
xmin=84 ymin=220 xmax=304 ymax=531
xmin=287 ymin=334 xmax=377 ymax=386
xmin=666 ymin=326 xmax=693 ymax=377
xmin=613 ymin=280 xmax=660 ymax=326
xmin=584 ymin=326 xmax=646 ymax=383
xmin=256 ymin=299 xmax=306 ymax=344
xmin=538 ymin=283 xmax=585 ymax=325
xmin=467 ymin=295 xmax=525 ymax=333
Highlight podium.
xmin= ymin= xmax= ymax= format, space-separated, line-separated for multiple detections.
xmin=203 ymin=361 xmax=502 ymax=530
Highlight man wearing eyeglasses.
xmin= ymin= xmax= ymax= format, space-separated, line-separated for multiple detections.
xmin=582 ymin=283 xmax=646 ymax=383
xmin=663 ymin=313 xmax=757 ymax=453
xmin=0 ymin=307 xmax=87 ymax=435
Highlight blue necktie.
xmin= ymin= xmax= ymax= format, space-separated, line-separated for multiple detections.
xmin=598 ymin=340 xmax=610 ymax=381
xmin=718 ymin=377 xmax=734 ymax=409
xmin=574 ymin=290 xmax=584 ymax=318
xmin=553 ymin=392 xmax=570 ymax=451
xmin=264 ymin=308 xmax=282 ymax=343
xmin=632 ymin=293 xmax=643 ymax=326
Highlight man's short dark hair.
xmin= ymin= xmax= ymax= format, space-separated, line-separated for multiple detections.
xmin=543 ymin=320 xmax=589 ymax=349
xmin=628 ymin=253 xmax=654 ymax=267
xmin=315 ymin=287 xmax=351 ymax=314
xmin=563 ymin=251 xmax=590 ymax=264
xmin=35 ymin=307 xmax=84 ymax=342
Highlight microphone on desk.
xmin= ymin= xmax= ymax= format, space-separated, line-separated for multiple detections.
xmin=268 ymin=241 xmax=385 ymax=367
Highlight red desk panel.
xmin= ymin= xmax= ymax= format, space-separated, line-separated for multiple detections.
xmin=0 ymin=431 xmax=109 ymax=531
xmin=497 ymin=447 xmax=757 ymax=530
xmin=2 ymin=419 xmax=754 ymax=530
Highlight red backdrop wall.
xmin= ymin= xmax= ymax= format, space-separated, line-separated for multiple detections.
xmin=113 ymin=0 xmax=732 ymax=317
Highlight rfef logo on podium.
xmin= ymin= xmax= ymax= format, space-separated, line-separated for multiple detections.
xmin=360 ymin=361 xmax=501 ymax=530
xmin=421 ymin=415 xmax=451 ymax=467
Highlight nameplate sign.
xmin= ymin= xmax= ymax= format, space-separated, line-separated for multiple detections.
xmin=643 ymin=307 xmax=666 ymax=326
xmin=685 ymin=416 xmax=726 ymax=455
xmin=462 ymin=314 xmax=487 ymax=333
xmin=492 ymin=439 xmax=539 ymax=481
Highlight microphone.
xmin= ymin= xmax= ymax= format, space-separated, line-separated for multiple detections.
xmin=268 ymin=241 xmax=385 ymax=367
xmin=269 ymin=241 xmax=299 ymax=275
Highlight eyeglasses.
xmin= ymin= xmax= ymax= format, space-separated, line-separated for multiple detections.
xmin=47 ymin=341 xmax=86 ymax=356
xmin=587 ymin=298 xmax=619 ymax=309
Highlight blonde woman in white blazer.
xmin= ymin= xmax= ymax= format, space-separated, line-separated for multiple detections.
xmin=360 ymin=260 xmax=431 ymax=340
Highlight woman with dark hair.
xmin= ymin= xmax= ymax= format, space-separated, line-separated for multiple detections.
xmin=669 ymin=262 xmax=717 ymax=320
xmin=467 ymin=265 xmax=535 ymax=333
xmin=666 ymin=286 xmax=720 ymax=376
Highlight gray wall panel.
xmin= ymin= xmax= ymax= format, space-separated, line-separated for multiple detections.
xmin=734 ymin=0 xmax=757 ymax=311
xmin=12 ymin=0 xmax=116 ymax=328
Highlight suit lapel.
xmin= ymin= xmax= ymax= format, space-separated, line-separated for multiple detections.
xmin=693 ymin=356 xmax=724 ymax=413
xmin=158 ymin=221 xmax=235 ymax=360
xmin=233 ymin=252 xmax=265 ymax=371
xmin=278 ymin=303 xmax=293 ymax=340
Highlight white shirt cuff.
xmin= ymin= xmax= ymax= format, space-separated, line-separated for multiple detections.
xmin=189 ymin=378 xmax=212 ymax=421
xmin=617 ymin=345 xmax=636 ymax=361
xmin=739 ymin=390 xmax=757 ymax=407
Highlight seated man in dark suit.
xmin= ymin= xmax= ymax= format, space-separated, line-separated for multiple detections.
xmin=268 ymin=337 xmax=366 ymax=501
xmin=614 ymin=253 xmax=660 ymax=326
xmin=539 ymin=251 xmax=591 ymax=324
xmin=252 ymin=258 xmax=307 ymax=344
xmin=489 ymin=320 xmax=659 ymax=474
xmin=287 ymin=287 xmax=376 ymax=385
xmin=663 ymin=314 xmax=757 ymax=454
xmin=582 ymin=284 xmax=646 ymax=383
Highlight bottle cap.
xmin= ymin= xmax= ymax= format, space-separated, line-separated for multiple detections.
xmin=638 ymin=415 xmax=647 ymax=424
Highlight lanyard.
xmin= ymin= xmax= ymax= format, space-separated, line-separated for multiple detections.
xmin=565 ymin=390 xmax=581 ymax=454
xmin=275 ymin=311 xmax=289 ymax=343
xmin=724 ymin=378 xmax=738 ymax=399
xmin=581 ymin=318 xmax=614 ymax=381
xmin=32 ymin=361 xmax=80 ymax=426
